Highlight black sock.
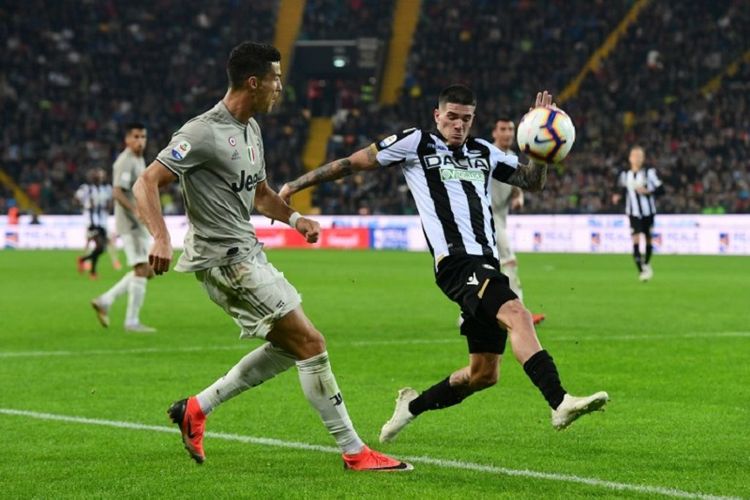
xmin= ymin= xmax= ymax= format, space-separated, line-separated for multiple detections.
xmin=90 ymin=247 xmax=104 ymax=274
xmin=645 ymin=243 xmax=653 ymax=264
xmin=408 ymin=377 xmax=469 ymax=416
xmin=523 ymin=350 xmax=566 ymax=409
xmin=632 ymin=244 xmax=643 ymax=272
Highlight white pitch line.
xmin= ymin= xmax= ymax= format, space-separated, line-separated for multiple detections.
xmin=0 ymin=408 xmax=740 ymax=500
xmin=0 ymin=331 xmax=747 ymax=359
xmin=0 ymin=345 xmax=247 ymax=358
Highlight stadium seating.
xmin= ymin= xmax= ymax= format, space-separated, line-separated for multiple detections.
xmin=1 ymin=1 xmax=748 ymax=215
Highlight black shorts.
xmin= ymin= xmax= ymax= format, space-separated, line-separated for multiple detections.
xmin=86 ymin=225 xmax=107 ymax=241
xmin=629 ymin=215 xmax=654 ymax=235
xmin=435 ymin=255 xmax=518 ymax=354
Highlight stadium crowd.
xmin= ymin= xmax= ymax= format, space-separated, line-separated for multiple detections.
xmin=317 ymin=0 xmax=750 ymax=215
xmin=1 ymin=0 xmax=748 ymax=216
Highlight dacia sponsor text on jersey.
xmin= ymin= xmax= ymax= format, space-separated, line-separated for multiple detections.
xmin=423 ymin=153 xmax=491 ymax=171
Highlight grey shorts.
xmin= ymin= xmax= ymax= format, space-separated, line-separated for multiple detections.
xmin=196 ymin=252 xmax=302 ymax=340
xmin=121 ymin=232 xmax=150 ymax=266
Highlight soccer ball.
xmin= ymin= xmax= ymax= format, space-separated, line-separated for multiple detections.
xmin=516 ymin=107 xmax=576 ymax=163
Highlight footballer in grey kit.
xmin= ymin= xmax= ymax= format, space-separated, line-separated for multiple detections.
xmin=133 ymin=41 xmax=410 ymax=472
xmin=92 ymin=123 xmax=155 ymax=333
xmin=156 ymin=104 xmax=268 ymax=274
xmin=489 ymin=117 xmax=545 ymax=325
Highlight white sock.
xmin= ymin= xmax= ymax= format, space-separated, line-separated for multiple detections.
xmin=100 ymin=271 xmax=133 ymax=305
xmin=125 ymin=276 xmax=147 ymax=325
xmin=504 ymin=264 xmax=524 ymax=302
xmin=296 ymin=351 xmax=364 ymax=455
xmin=196 ymin=343 xmax=296 ymax=415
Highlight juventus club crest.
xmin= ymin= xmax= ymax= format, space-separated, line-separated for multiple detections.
xmin=248 ymin=145 xmax=256 ymax=164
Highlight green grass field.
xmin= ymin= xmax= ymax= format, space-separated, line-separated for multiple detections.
xmin=1 ymin=249 xmax=748 ymax=499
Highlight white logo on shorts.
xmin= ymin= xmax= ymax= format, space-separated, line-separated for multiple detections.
xmin=466 ymin=273 xmax=479 ymax=286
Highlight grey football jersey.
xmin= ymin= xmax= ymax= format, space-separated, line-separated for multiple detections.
xmin=156 ymin=101 xmax=267 ymax=272
xmin=113 ymin=149 xmax=148 ymax=235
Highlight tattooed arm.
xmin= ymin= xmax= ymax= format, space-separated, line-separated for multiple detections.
xmin=279 ymin=144 xmax=380 ymax=203
xmin=505 ymin=160 xmax=548 ymax=192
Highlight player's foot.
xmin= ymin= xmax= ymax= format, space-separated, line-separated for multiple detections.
xmin=552 ymin=392 xmax=609 ymax=430
xmin=77 ymin=257 xmax=85 ymax=274
xmin=91 ymin=299 xmax=110 ymax=328
xmin=113 ymin=260 xmax=122 ymax=270
xmin=84 ymin=261 xmax=92 ymax=271
xmin=125 ymin=322 xmax=157 ymax=333
xmin=89 ymin=273 xmax=98 ymax=281
xmin=379 ymin=388 xmax=418 ymax=443
xmin=639 ymin=264 xmax=653 ymax=282
xmin=532 ymin=313 xmax=546 ymax=325
xmin=168 ymin=397 xmax=206 ymax=464
xmin=343 ymin=445 xmax=413 ymax=471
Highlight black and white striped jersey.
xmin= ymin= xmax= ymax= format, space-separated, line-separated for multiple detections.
xmin=75 ymin=183 xmax=112 ymax=228
xmin=374 ymin=128 xmax=519 ymax=265
xmin=617 ymin=168 xmax=663 ymax=217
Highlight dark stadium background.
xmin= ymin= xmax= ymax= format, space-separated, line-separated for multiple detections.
xmin=1 ymin=0 xmax=748 ymax=218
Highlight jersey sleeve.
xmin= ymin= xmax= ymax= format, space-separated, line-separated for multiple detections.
xmin=75 ymin=185 xmax=86 ymax=204
xmin=156 ymin=119 xmax=213 ymax=176
xmin=479 ymin=139 xmax=519 ymax=182
xmin=113 ymin=155 xmax=136 ymax=191
xmin=616 ymin=171 xmax=626 ymax=189
xmin=374 ymin=128 xmax=420 ymax=167
xmin=647 ymin=168 xmax=665 ymax=195
xmin=647 ymin=168 xmax=663 ymax=188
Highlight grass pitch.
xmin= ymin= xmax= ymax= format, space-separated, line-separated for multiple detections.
xmin=0 ymin=249 xmax=748 ymax=499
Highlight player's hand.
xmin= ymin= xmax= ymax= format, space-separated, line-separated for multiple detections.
xmin=532 ymin=90 xmax=554 ymax=110
xmin=295 ymin=217 xmax=320 ymax=244
xmin=636 ymin=186 xmax=650 ymax=195
xmin=278 ymin=183 xmax=293 ymax=205
xmin=612 ymin=194 xmax=621 ymax=205
xmin=148 ymin=237 xmax=173 ymax=275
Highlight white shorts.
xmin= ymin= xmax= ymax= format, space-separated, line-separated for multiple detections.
xmin=196 ymin=252 xmax=302 ymax=340
xmin=121 ymin=233 xmax=150 ymax=267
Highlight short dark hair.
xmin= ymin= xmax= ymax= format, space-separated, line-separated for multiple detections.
xmin=438 ymin=84 xmax=476 ymax=107
xmin=227 ymin=42 xmax=281 ymax=89
xmin=125 ymin=122 xmax=146 ymax=134
xmin=495 ymin=115 xmax=514 ymax=124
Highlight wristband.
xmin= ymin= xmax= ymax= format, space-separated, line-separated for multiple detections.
xmin=288 ymin=211 xmax=302 ymax=228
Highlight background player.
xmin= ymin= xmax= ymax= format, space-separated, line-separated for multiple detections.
xmin=91 ymin=123 xmax=156 ymax=332
xmin=490 ymin=117 xmax=545 ymax=324
xmin=133 ymin=41 xmax=411 ymax=471
xmin=280 ymin=86 xmax=608 ymax=443
xmin=75 ymin=168 xmax=112 ymax=279
xmin=612 ymin=145 xmax=665 ymax=281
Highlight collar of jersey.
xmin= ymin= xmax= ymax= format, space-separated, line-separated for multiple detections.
xmin=432 ymin=129 xmax=470 ymax=156
xmin=217 ymin=100 xmax=248 ymax=129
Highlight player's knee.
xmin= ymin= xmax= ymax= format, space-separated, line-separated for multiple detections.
xmin=498 ymin=299 xmax=532 ymax=330
xmin=300 ymin=327 xmax=327 ymax=357
xmin=134 ymin=263 xmax=151 ymax=278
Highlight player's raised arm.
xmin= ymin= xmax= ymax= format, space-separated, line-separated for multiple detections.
xmin=278 ymin=145 xmax=379 ymax=203
xmin=133 ymin=161 xmax=176 ymax=274
xmin=505 ymin=160 xmax=548 ymax=192
xmin=504 ymin=90 xmax=557 ymax=192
